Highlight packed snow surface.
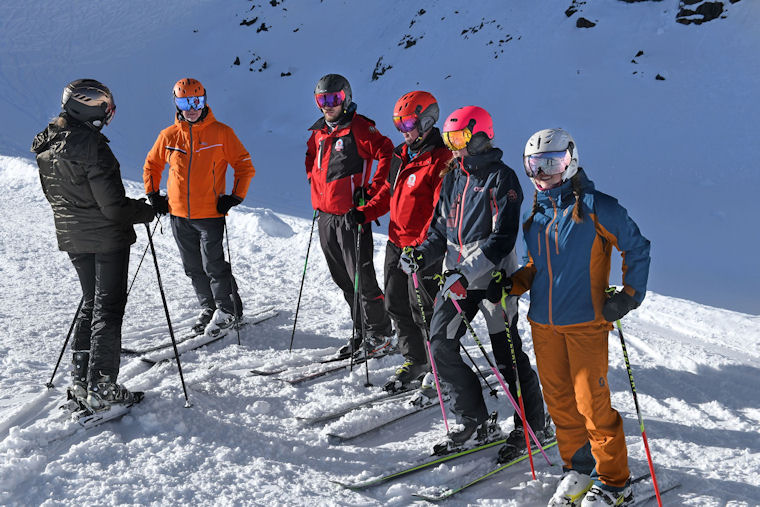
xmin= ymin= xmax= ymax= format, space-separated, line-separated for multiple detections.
xmin=0 ymin=158 xmax=758 ymax=505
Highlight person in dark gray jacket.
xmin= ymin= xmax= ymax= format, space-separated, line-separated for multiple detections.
xmin=400 ymin=106 xmax=549 ymax=456
xmin=32 ymin=79 xmax=155 ymax=409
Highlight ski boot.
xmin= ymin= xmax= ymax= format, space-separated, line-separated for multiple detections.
xmin=63 ymin=351 xmax=89 ymax=412
xmin=581 ymin=479 xmax=634 ymax=507
xmin=191 ymin=307 xmax=215 ymax=335
xmin=86 ymin=373 xmax=142 ymax=411
xmin=497 ymin=415 xmax=555 ymax=463
xmin=548 ymin=470 xmax=594 ymax=507
xmin=337 ymin=336 xmax=362 ymax=358
xmin=204 ymin=308 xmax=237 ymax=337
xmin=383 ymin=359 xmax=428 ymax=393
xmin=432 ymin=412 xmax=503 ymax=456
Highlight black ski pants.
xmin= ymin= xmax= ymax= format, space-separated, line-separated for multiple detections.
xmin=69 ymin=248 xmax=130 ymax=380
xmin=384 ymin=241 xmax=441 ymax=365
xmin=171 ymin=216 xmax=242 ymax=317
xmin=317 ymin=212 xmax=392 ymax=337
xmin=429 ymin=290 xmax=545 ymax=430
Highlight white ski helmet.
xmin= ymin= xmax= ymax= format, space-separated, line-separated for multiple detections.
xmin=523 ymin=128 xmax=579 ymax=183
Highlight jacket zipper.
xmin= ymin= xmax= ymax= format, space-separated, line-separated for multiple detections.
xmin=545 ymin=196 xmax=558 ymax=325
xmin=456 ymin=160 xmax=470 ymax=263
xmin=187 ymin=125 xmax=193 ymax=218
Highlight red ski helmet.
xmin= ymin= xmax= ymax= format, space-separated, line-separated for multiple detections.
xmin=392 ymin=91 xmax=439 ymax=134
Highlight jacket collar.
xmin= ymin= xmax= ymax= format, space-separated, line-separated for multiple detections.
xmin=537 ymin=168 xmax=595 ymax=206
xmin=308 ymin=102 xmax=358 ymax=131
xmin=458 ymin=147 xmax=503 ymax=173
xmin=174 ymin=107 xmax=216 ymax=131
xmin=395 ymin=127 xmax=445 ymax=160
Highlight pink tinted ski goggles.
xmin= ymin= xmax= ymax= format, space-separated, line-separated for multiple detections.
xmin=315 ymin=90 xmax=346 ymax=108
xmin=392 ymin=114 xmax=418 ymax=133
xmin=523 ymin=150 xmax=572 ymax=177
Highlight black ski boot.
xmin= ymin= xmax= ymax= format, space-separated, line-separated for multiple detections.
xmin=337 ymin=336 xmax=362 ymax=358
xmin=192 ymin=307 xmax=215 ymax=334
xmin=68 ymin=351 xmax=89 ymax=402
xmin=383 ymin=359 xmax=428 ymax=392
xmin=86 ymin=372 xmax=141 ymax=410
xmin=497 ymin=415 xmax=555 ymax=463
xmin=433 ymin=412 xmax=503 ymax=455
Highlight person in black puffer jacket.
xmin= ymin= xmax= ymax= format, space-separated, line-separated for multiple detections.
xmin=31 ymin=79 xmax=154 ymax=409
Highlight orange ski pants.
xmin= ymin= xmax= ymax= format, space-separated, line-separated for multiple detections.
xmin=531 ymin=323 xmax=630 ymax=488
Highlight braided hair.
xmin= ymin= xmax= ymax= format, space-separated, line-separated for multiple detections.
xmin=523 ymin=172 xmax=584 ymax=231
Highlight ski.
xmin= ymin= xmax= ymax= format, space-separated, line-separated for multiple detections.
xmin=122 ymin=306 xmax=276 ymax=357
xmin=628 ymin=472 xmax=681 ymax=506
xmin=296 ymin=386 xmax=416 ymax=425
xmin=332 ymin=437 xmax=508 ymax=490
xmin=138 ymin=309 xmax=278 ymax=365
xmin=326 ymin=395 xmax=437 ymax=443
xmin=412 ymin=440 xmax=559 ymax=501
xmin=70 ymin=392 xmax=145 ymax=430
xmin=249 ymin=342 xmax=395 ymax=377
xmin=248 ymin=350 xmax=359 ymax=376
xmin=282 ymin=350 xmax=392 ymax=386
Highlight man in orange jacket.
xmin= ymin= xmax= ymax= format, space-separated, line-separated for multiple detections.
xmin=144 ymin=78 xmax=255 ymax=335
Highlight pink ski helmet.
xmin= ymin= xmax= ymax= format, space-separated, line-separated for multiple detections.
xmin=442 ymin=106 xmax=494 ymax=153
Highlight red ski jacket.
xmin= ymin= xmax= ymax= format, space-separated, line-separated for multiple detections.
xmin=305 ymin=110 xmax=393 ymax=215
xmin=359 ymin=128 xmax=450 ymax=248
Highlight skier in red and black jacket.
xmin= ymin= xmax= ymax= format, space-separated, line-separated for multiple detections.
xmin=305 ymin=73 xmax=394 ymax=357
xmin=344 ymin=91 xmax=450 ymax=391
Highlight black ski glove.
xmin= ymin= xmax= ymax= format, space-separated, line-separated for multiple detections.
xmin=486 ymin=269 xmax=513 ymax=303
xmin=131 ymin=198 xmax=156 ymax=224
xmin=147 ymin=192 xmax=169 ymax=216
xmin=344 ymin=208 xmax=366 ymax=228
xmin=352 ymin=186 xmax=368 ymax=206
xmin=217 ymin=194 xmax=243 ymax=215
xmin=602 ymin=290 xmax=639 ymax=322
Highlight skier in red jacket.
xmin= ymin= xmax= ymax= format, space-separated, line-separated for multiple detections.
xmin=305 ymin=74 xmax=394 ymax=357
xmin=345 ymin=91 xmax=451 ymax=391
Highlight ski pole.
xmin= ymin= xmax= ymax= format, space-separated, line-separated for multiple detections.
xmin=145 ymin=223 xmax=192 ymax=408
xmin=450 ymin=298 xmax=553 ymax=466
xmin=494 ymin=274 xmax=536 ymax=479
xmin=607 ymin=289 xmax=662 ymax=506
xmin=289 ymin=210 xmax=318 ymax=352
xmin=411 ymin=270 xmax=449 ymax=432
xmin=412 ymin=268 xmax=497 ymax=399
xmin=224 ymin=220 xmax=241 ymax=346
xmin=46 ymin=297 xmax=84 ymax=389
xmin=126 ymin=219 xmax=161 ymax=297
xmin=351 ymin=221 xmax=371 ymax=387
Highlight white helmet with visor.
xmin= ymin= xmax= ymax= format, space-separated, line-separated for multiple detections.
xmin=523 ymin=128 xmax=579 ymax=185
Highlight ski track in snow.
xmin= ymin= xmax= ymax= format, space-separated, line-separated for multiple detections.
xmin=1 ymin=158 xmax=759 ymax=505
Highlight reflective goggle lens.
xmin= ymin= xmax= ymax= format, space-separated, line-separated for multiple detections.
xmin=442 ymin=128 xmax=472 ymax=151
xmin=392 ymin=114 xmax=418 ymax=133
xmin=175 ymin=95 xmax=206 ymax=111
xmin=523 ymin=150 xmax=571 ymax=177
xmin=315 ymin=90 xmax=346 ymax=108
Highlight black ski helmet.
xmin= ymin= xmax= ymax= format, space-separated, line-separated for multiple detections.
xmin=61 ymin=79 xmax=116 ymax=128
xmin=314 ymin=73 xmax=352 ymax=109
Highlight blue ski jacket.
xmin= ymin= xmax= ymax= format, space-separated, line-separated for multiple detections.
xmin=417 ymin=148 xmax=523 ymax=290
xmin=511 ymin=169 xmax=650 ymax=329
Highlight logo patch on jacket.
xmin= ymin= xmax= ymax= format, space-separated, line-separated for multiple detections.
xmin=335 ymin=138 xmax=344 ymax=152
xmin=507 ymin=189 xmax=519 ymax=202
xmin=406 ymin=174 xmax=417 ymax=188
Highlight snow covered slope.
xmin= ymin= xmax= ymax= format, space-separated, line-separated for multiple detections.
xmin=1 ymin=157 xmax=758 ymax=505
xmin=0 ymin=0 xmax=758 ymax=313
